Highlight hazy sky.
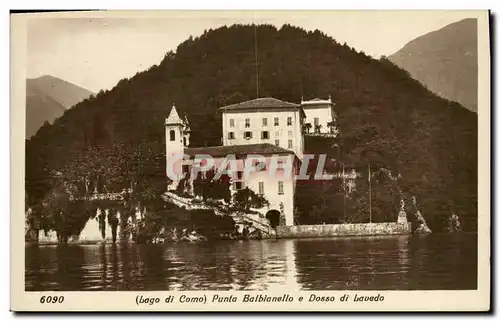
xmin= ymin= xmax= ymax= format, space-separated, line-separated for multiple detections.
xmin=26 ymin=11 xmax=477 ymax=93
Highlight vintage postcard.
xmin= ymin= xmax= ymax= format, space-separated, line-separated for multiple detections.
xmin=10 ymin=10 xmax=490 ymax=311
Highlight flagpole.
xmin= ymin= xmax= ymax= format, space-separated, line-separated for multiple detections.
xmin=368 ymin=163 xmax=372 ymax=223
xmin=253 ymin=22 xmax=259 ymax=98
xmin=342 ymin=163 xmax=346 ymax=219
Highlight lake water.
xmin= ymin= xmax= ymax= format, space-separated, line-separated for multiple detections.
xmin=25 ymin=233 xmax=477 ymax=291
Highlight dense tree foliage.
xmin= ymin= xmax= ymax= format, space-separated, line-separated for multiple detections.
xmin=26 ymin=24 xmax=477 ymax=233
xmin=233 ymin=187 xmax=269 ymax=210
xmin=137 ymin=202 xmax=235 ymax=242
xmin=192 ymin=169 xmax=232 ymax=202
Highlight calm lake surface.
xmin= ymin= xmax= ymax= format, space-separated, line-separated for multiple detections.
xmin=25 ymin=233 xmax=477 ymax=291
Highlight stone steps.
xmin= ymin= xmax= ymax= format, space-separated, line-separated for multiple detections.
xmin=163 ymin=192 xmax=275 ymax=236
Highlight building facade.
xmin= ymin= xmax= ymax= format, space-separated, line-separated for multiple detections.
xmin=183 ymin=146 xmax=298 ymax=226
xmin=165 ymin=103 xmax=298 ymax=226
xmin=301 ymin=96 xmax=338 ymax=136
xmin=219 ymin=98 xmax=306 ymax=160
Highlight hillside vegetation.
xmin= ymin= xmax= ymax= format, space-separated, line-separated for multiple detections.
xmin=26 ymin=24 xmax=477 ymax=232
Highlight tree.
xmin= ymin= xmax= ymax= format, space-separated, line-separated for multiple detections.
xmin=209 ymin=173 xmax=231 ymax=203
xmin=32 ymin=141 xmax=168 ymax=242
xmin=233 ymin=187 xmax=269 ymax=210
xmin=327 ymin=121 xmax=337 ymax=134
xmin=192 ymin=168 xmax=231 ymax=202
xmin=38 ymin=176 xmax=77 ymax=243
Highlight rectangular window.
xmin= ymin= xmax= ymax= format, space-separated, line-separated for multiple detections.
xmin=252 ymin=159 xmax=266 ymax=171
xmin=314 ymin=117 xmax=319 ymax=126
xmin=288 ymin=139 xmax=293 ymax=149
xmin=258 ymin=181 xmax=264 ymax=195
xmin=275 ymin=139 xmax=280 ymax=147
xmin=277 ymin=159 xmax=285 ymax=170
xmin=230 ymin=119 xmax=235 ymax=127
xmin=244 ymin=131 xmax=252 ymax=139
xmin=278 ymin=181 xmax=284 ymax=195
xmin=233 ymin=182 xmax=243 ymax=190
xmin=182 ymin=165 xmax=189 ymax=175
xmin=288 ymin=130 xmax=293 ymax=137
xmin=274 ymin=117 xmax=279 ymax=126
xmin=261 ymin=131 xmax=269 ymax=139
xmin=236 ymin=171 xmax=243 ymax=179
xmin=287 ymin=116 xmax=292 ymax=126
xmin=262 ymin=118 xmax=267 ymax=126
xmin=228 ymin=132 xmax=235 ymax=139
xmin=245 ymin=118 xmax=250 ymax=128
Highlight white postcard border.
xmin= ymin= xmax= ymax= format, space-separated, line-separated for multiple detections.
xmin=10 ymin=10 xmax=491 ymax=312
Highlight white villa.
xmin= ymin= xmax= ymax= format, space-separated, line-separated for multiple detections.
xmin=301 ymin=96 xmax=338 ymax=136
xmin=165 ymin=99 xmax=301 ymax=226
xmin=220 ymin=97 xmax=306 ymax=160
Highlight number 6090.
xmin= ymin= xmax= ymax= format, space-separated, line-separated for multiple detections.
xmin=40 ymin=296 xmax=64 ymax=303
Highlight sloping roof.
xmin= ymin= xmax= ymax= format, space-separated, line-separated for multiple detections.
xmin=165 ymin=105 xmax=183 ymax=125
xmin=301 ymin=96 xmax=332 ymax=106
xmin=219 ymin=97 xmax=300 ymax=111
xmin=185 ymin=143 xmax=294 ymax=158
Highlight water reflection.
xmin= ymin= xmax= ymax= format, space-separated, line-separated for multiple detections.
xmin=25 ymin=234 xmax=477 ymax=291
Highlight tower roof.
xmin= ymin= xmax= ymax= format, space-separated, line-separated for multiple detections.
xmin=165 ymin=104 xmax=183 ymax=125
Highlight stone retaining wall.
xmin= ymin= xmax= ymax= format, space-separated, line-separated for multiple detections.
xmin=276 ymin=222 xmax=411 ymax=238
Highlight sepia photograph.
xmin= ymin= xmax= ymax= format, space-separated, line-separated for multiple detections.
xmin=10 ymin=9 xmax=490 ymax=311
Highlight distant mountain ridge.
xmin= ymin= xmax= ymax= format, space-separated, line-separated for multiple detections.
xmin=26 ymin=75 xmax=93 ymax=137
xmin=388 ymin=18 xmax=478 ymax=112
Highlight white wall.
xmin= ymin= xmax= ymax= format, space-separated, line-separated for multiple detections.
xmin=165 ymin=124 xmax=184 ymax=158
xmin=165 ymin=124 xmax=186 ymax=180
xmin=302 ymin=104 xmax=334 ymax=134
xmin=221 ymin=109 xmax=304 ymax=160
xmin=179 ymin=154 xmax=297 ymax=226
xmin=242 ymin=156 xmax=296 ymax=226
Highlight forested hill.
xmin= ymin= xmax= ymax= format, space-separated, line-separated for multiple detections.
xmin=26 ymin=24 xmax=477 ymax=230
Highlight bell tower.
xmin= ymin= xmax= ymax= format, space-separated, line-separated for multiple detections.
xmin=165 ymin=104 xmax=185 ymax=178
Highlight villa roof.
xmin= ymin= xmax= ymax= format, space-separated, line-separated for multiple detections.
xmin=301 ymin=96 xmax=333 ymax=106
xmin=218 ymin=97 xmax=301 ymax=111
xmin=184 ymin=143 xmax=295 ymax=158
